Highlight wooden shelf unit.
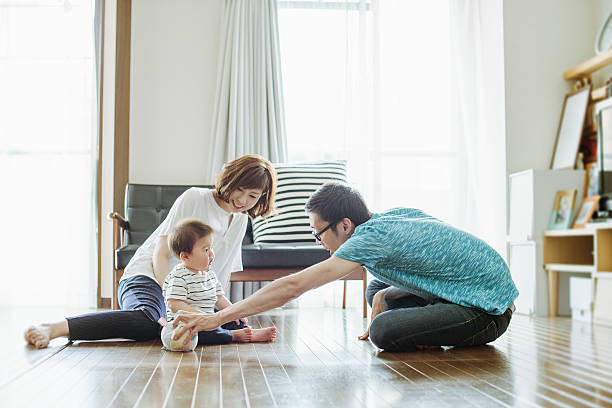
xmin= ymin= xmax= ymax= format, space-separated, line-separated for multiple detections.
xmin=592 ymin=85 xmax=608 ymax=102
xmin=564 ymin=48 xmax=612 ymax=80
xmin=563 ymin=50 xmax=612 ymax=140
xmin=543 ymin=264 xmax=594 ymax=273
xmin=543 ymin=223 xmax=612 ymax=323
xmin=544 ymin=228 xmax=594 ymax=237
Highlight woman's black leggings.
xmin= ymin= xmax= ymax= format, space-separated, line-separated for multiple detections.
xmin=66 ymin=275 xmax=165 ymax=341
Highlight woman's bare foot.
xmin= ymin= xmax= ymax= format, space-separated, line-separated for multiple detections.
xmin=24 ymin=325 xmax=52 ymax=349
xmin=250 ymin=327 xmax=277 ymax=342
xmin=231 ymin=327 xmax=252 ymax=343
xmin=24 ymin=320 xmax=69 ymax=349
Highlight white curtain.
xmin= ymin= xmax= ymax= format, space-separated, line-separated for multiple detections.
xmin=207 ymin=0 xmax=288 ymax=182
xmin=279 ymin=0 xmax=506 ymax=260
xmin=210 ymin=0 xmax=288 ymax=301
xmin=449 ymin=0 xmax=507 ymax=256
xmin=0 ymin=0 xmax=98 ymax=307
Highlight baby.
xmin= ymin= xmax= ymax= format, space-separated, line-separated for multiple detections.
xmin=161 ymin=218 xmax=276 ymax=351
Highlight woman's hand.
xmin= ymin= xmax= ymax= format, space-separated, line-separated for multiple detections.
xmin=172 ymin=311 xmax=221 ymax=344
xmin=358 ymin=288 xmax=390 ymax=341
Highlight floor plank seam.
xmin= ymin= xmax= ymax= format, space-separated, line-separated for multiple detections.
xmin=189 ymin=346 xmax=204 ymax=408
xmin=103 ymin=342 xmax=157 ymax=408
xmin=236 ymin=343 xmax=252 ymax=408
xmin=161 ymin=352 xmax=183 ymax=408
xmin=0 ymin=341 xmax=71 ymax=390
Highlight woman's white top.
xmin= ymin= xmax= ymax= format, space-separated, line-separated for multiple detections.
xmin=120 ymin=188 xmax=248 ymax=289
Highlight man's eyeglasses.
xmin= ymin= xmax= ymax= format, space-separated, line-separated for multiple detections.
xmin=312 ymin=220 xmax=339 ymax=242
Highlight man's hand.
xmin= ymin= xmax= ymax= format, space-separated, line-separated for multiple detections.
xmin=183 ymin=257 xmax=360 ymax=334
xmin=359 ymin=288 xmax=390 ymax=341
xmin=172 ymin=311 xmax=220 ymax=344
xmin=215 ymin=295 xmax=247 ymax=326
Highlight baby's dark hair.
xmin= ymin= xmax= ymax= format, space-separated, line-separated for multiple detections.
xmin=168 ymin=218 xmax=214 ymax=258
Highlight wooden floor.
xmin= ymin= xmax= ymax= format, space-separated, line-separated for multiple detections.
xmin=3 ymin=306 xmax=612 ymax=408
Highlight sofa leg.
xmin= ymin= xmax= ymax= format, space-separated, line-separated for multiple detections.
xmin=342 ymin=280 xmax=347 ymax=309
xmin=112 ymin=268 xmax=119 ymax=310
xmin=362 ymin=268 xmax=367 ymax=318
xmin=112 ymin=268 xmax=124 ymax=310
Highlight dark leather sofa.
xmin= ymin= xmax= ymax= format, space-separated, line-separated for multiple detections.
xmin=109 ymin=184 xmax=367 ymax=315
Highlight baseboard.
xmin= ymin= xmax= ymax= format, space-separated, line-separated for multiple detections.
xmin=99 ymin=297 xmax=111 ymax=309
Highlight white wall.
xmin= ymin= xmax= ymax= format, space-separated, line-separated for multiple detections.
xmin=503 ymin=0 xmax=598 ymax=176
xmin=594 ymin=0 xmax=612 ymax=85
xmin=129 ymin=0 xmax=222 ymax=184
xmin=596 ymin=0 xmax=612 ymax=27
xmin=101 ymin=0 xmax=222 ymax=298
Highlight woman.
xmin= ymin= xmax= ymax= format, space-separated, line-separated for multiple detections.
xmin=24 ymin=154 xmax=277 ymax=348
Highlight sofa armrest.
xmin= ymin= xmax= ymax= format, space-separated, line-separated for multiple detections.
xmin=107 ymin=212 xmax=129 ymax=268
xmin=107 ymin=212 xmax=129 ymax=229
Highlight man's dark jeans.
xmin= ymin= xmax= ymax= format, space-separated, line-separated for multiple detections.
xmin=365 ymin=279 xmax=513 ymax=352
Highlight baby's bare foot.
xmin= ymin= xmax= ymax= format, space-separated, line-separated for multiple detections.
xmin=232 ymin=327 xmax=252 ymax=343
xmin=250 ymin=327 xmax=277 ymax=343
xmin=24 ymin=325 xmax=51 ymax=349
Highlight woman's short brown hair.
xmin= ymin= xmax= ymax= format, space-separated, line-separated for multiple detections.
xmin=215 ymin=154 xmax=277 ymax=218
xmin=168 ymin=218 xmax=214 ymax=258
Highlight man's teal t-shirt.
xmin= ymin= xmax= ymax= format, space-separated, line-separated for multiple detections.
xmin=333 ymin=208 xmax=518 ymax=315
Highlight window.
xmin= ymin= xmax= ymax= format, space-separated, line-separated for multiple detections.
xmin=0 ymin=0 xmax=97 ymax=307
xmin=278 ymin=0 xmax=459 ymax=223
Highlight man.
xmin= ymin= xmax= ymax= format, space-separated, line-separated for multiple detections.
xmin=173 ymin=182 xmax=518 ymax=351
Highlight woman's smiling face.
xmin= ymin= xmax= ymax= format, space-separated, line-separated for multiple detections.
xmin=226 ymin=187 xmax=264 ymax=213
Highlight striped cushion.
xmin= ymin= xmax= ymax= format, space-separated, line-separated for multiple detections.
xmin=252 ymin=161 xmax=348 ymax=244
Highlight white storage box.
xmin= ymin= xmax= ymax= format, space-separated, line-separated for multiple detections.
xmin=570 ymin=277 xmax=593 ymax=322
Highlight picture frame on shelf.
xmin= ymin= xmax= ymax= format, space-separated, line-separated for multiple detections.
xmin=549 ymin=189 xmax=578 ymax=230
xmin=584 ymin=162 xmax=600 ymax=197
xmin=550 ymin=86 xmax=591 ymax=169
xmin=573 ymin=195 xmax=601 ymax=228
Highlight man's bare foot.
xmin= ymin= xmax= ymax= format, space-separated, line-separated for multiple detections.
xmin=250 ymin=327 xmax=277 ymax=342
xmin=231 ymin=327 xmax=252 ymax=343
xmin=24 ymin=325 xmax=52 ymax=349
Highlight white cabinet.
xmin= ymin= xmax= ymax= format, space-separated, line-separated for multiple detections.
xmin=507 ymin=169 xmax=585 ymax=316
xmin=508 ymin=242 xmax=537 ymax=315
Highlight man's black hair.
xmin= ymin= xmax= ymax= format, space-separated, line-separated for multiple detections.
xmin=305 ymin=182 xmax=371 ymax=227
